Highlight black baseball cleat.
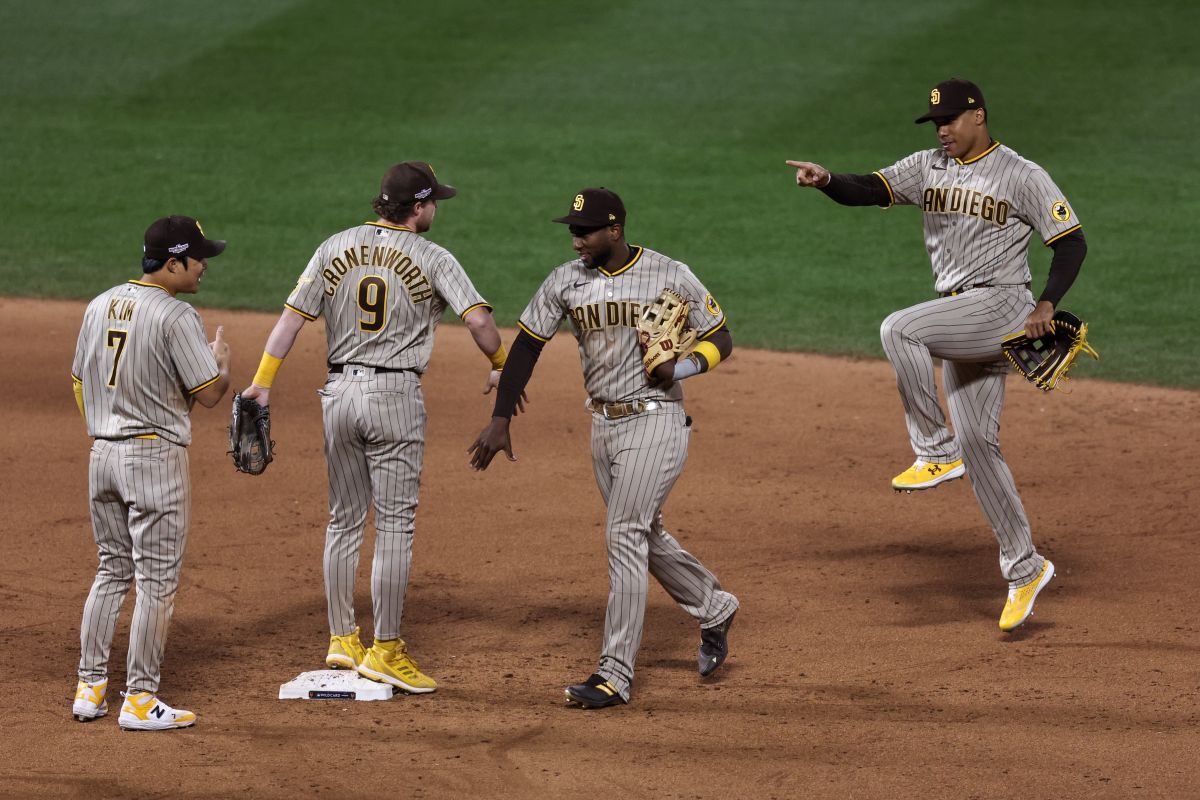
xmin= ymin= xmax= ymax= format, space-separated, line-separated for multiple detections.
xmin=564 ymin=674 xmax=626 ymax=709
xmin=698 ymin=611 xmax=736 ymax=677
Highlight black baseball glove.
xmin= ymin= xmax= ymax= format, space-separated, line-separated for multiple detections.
xmin=229 ymin=393 xmax=274 ymax=475
xmin=1001 ymin=310 xmax=1099 ymax=391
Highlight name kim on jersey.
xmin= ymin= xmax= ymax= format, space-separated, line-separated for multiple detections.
xmin=107 ymin=298 xmax=135 ymax=321
xmin=320 ymin=245 xmax=433 ymax=303
xmin=922 ymin=186 xmax=1010 ymax=226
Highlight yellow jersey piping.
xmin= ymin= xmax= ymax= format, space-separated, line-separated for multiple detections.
xmin=460 ymin=302 xmax=492 ymax=319
xmin=598 ymin=246 xmax=644 ymax=278
xmin=1044 ymin=224 xmax=1082 ymax=246
xmin=517 ymin=321 xmax=549 ymax=342
xmin=872 ymin=172 xmax=895 ymax=207
xmin=188 ymin=375 xmax=220 ymax=394
xmin=285 ymin=303 xmax=318 ymax=321
xmin=956 ymin=140 xmax=1001 ymax=165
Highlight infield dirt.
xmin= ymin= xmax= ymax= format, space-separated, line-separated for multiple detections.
xmin=3 ymin=297 xmax=1198 ymax=799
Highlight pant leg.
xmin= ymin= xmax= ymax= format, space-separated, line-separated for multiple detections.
xmin=943 ymin=358 xmax=1045 ymax=585
xmin=880 ymin=299 xmax=961 ymax=462
xmin=648 ymin=517 xmax=738 ymax=627
xmin=78 ymin=439 xmax=135 ymax=683
xmin=123 ymin=439 xmax=191 ymax=695
xmin=321 ymin=377 xmax=373 ymax=637
xmin=362 ymin=373 xmax=425 ymax=641
xmin=594 ymin=406 xmax=704 ymax=700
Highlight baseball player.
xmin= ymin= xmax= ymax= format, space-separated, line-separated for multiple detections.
xmin=70 ymin=216 xmax=231 ymax=730
xmin=787 ymin=78 xmax=1088 ymax=631
xmin=241 ymin=162 xmax=511 ymax=694
xmin=469 ymin=188 xmax=740 ymax=708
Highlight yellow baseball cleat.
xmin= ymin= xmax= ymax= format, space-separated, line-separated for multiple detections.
xmin=357 ymin=639 xmax=437 ymax=694
xmin=118 ymin=692 xmax=196 ymax=731
xmin=892 ymin=458 xmax=965 ymax=491
xmin=72 ymin=678 xmax=108 ymax=722
xmin=326 ymin=626 xmax=367 ymax=669
xmin=999 ymin=560 xmax=1055 ymax=632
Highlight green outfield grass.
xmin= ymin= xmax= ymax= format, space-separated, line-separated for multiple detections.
xmin=2 ymin=1 xmax=1196 ymax=386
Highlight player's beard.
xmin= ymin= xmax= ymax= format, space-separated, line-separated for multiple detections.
xmin=588 ymin=244 xmax=613 ymax=269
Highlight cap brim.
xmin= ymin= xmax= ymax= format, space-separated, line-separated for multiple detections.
xmin=433 ymin=184 xmax=456 ymax=200
xmin=552 ymin=214 xmax=615 ymax=227
xmin=915 ymin=106 xmax=976 ymax=124
xmin=197 ymin=239 xmax=227 ymax=258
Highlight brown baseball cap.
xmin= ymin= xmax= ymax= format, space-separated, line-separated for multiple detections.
xmin=552 ymin=188 xmax=626 ymax=227
xmin=378 ymin=161 xmax=457 ymax=203
xmin=143 ymin=215 xmax=226 ymax=260
xmin=915 ymin=78 xmax=986 ymax=123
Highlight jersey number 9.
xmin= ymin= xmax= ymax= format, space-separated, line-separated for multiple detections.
xmin=357 ymin=276 xmax=388 ymax=333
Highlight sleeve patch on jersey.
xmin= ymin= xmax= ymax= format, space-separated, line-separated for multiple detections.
xmin=704 ymin=294 xmax=721 ymax=316
xmin=1051 ymin=200 xmax=1072 ymax=222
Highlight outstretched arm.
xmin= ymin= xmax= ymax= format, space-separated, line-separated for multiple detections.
xmin=464 ymin=306 xmax=527 ymax=414
xmin=468 ymin=328 xmax=545 ymax=470
xmin=786 ymin=160 xmax=891 ymax=207
xmin=241 ymin=308 xmax=308 ymax=406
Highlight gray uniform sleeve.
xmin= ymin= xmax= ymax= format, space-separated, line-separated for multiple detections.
xmin=285 ymin=249 xmax=327 ymax=320
xmin=875 ymin=150 xmax=934 ymax=207
xmin=430 ymin=251 xmax=489 ymax=319
xmin=1015 ymin=166 xmax=1082 ymax=245
xmin=675 ymin=265 xmax=726 ymax=338
xmin=518 ymin=270 xmax=568 ymax=341
xmin=169 ymin=307 xmax=221 ymax=394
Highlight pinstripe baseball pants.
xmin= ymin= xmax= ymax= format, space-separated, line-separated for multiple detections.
xmin=320 ymin=368 xmax=425 ymax=641
xmin=880 ymin=286 xmax=1046 ymax=585
xmin=79 ymin=437 xmax=190 ymax=694
xmin=591 ymin=403 xmax=739 ymax=700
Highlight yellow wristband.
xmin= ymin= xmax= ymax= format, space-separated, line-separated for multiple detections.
xmin=488 ymin=343 xmax=508 ymax=371
xmin=253 ymin=352 xmax=284 ymax=388
xmin=693 ymin=340 xmax=722 ymax=371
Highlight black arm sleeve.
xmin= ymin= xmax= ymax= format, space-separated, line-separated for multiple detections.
xmin=1039 ymin=229 xmax=1087 ymax=307
xmin=818 ymin=173 xmax=892 ymax=207
xmin=491 ymin=329 xmax=545 ymax=419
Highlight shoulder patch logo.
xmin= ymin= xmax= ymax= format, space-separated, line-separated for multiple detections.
xmin=1051 ymin=200 xmax=1071 ymax=222
xmin=705 ymin=294 xmax=721 ymax=316
xmin=573 ymin=194 xmax=585 ymax=212
xmin=930 ymin=88 xmax=941 ymax=105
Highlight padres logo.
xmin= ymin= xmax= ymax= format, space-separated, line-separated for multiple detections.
xmin=705 ymin=294 xmax=720 ymax=316
xmin=930 ymin=88 xmax=941 ymax=105
xmin=1051 ymin=200 xmax=1071 ymax=222
xmin=573 ymin=194 xmax=585 ymax=212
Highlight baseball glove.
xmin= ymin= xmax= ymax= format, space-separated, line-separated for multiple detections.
xmin=637 ymin=288 xmax=698 ymax=377
xmin=229 ymin=393 xmax=274 ymax=475
xmin=1001 ymin=310 xmax=1100 ymax=392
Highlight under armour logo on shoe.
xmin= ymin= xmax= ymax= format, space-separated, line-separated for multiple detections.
xmin=926 ymin=464 xmax=943 ymax=475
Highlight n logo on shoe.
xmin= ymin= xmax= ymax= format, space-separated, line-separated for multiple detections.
xmin=151 ymin=705 xmax=165 ymax=719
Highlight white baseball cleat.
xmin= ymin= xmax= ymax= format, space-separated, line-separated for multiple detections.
xmin=73 ymin=678 xmax=108 ymax=722
xmin=118 ymin=692 xmax=197 ymax=731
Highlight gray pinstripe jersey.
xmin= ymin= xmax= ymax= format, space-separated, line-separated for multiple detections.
xmin=286 ymin=222 xmax=489 ymax=372
xmin=71 ymin=281 xmax=220 ymax=446
xmin=876 ymin=142 xmax=1082 ymax=294
xmin=518 ymin=246 xmax=726 ymax=403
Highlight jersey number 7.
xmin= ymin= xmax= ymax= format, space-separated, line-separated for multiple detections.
xmin=105 ymin=329 xmax=129 ymax=387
